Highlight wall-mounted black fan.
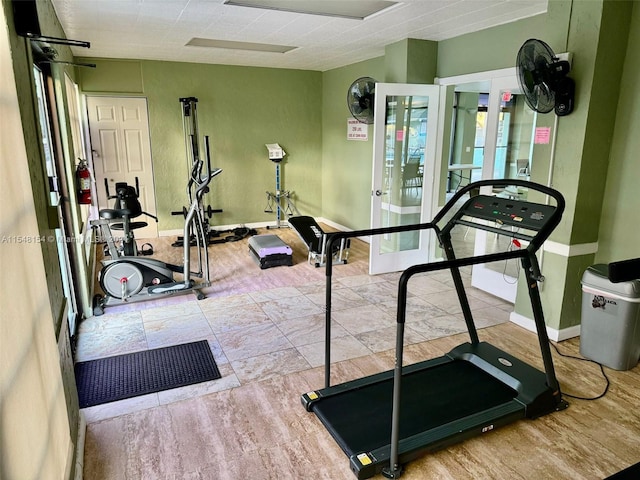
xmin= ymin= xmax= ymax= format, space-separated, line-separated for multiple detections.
xmin=516 ymin=38 xmax=575 ymax=116
xmin=347 ymin=77 xmax=376 ymax=124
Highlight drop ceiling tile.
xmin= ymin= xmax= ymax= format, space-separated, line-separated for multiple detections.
xmin=51 ymin=0 xmax=549 ymax=71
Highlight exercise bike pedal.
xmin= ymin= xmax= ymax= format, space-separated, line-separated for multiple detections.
xmin=148 ymin=280 xmax=193 ymax=295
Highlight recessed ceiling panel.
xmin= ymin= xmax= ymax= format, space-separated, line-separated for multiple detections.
xmin=223 ymin=0 xmax=398 ymax=20
xmin=186 ymin=37 xmax=297 ymax=54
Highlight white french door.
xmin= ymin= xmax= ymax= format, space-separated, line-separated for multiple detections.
xmin=438 ymin=68 xmax=543 ymax=302
xmin=87 ymin=96 xmax=158 ymax=238
xmin=471 ymin=75 xmax=539 ymax=301
xmin=369 ymin=83 xmax=441 ymax=275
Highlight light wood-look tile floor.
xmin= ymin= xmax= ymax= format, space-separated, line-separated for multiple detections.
xmin=80 ymin=226 xmax=640 ymax=479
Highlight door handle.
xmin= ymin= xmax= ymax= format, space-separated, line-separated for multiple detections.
xmin=374 ymin=189 xmax=387 ymax=196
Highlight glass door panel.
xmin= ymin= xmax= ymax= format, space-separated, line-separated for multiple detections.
xmin=472 ymin=79 xmax=538 ymax=301
xmin=447 ymin=91 xmax=488 ymax=195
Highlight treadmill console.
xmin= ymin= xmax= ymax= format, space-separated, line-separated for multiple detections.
xmin=461 ymin=195 xmax=557 ymax=231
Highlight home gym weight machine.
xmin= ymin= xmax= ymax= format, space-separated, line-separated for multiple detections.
xmin=91 ymin=136 xmax=221 ymax=316
xmin=302 ymin=179 xmax=568 ymax=479
xmin=264 ymin=143 xmax=299 ymax=229
xmin=172 ymin=97 xmax=223 ymax=247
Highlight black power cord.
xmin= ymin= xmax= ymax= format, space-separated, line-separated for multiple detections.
xmin=550 ymin=341 xmax=610 ymax=400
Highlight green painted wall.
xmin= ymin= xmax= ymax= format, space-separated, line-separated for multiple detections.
xmin=538 ymin=0 xmax=634 ymax=329
xmin=79 ymin=60 xmax=322 ymax=231
xmin=321 ymin=57 xmax=384 ymax=230
xmin=596 ymin=2 xmax=640 ymax=263
xmin=385 ymin=38 xmax=437 ymax=84
xmin=320 ymin=39 xmax=437 ymax=231
xmin=79 ymin=58 xmax=143 ymax=93
xmin=437 ymin=1 xmax=572 ymax=77
xmin=436 ymin=0 xmax=638 ymax=331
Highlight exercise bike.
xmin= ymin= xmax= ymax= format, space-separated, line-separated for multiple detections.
xmin=93 ymin=178 xmax=158 ymax=258
xmin=92 ymin=136 xmax=221 ymax=316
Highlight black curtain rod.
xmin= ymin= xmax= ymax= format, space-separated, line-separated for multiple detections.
xmin=27 ymin=33 xmax=90 ymax=49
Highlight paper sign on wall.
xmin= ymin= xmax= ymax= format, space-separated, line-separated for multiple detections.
xmin=534 ymin=127 xmax=551 ymax=144
xmin=347 ymin=118 xmax=368 ymax=141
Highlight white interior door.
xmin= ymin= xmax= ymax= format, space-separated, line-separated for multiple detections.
xmin=87 ymin=96 xmax=157 ymax=238
xmin=370 ymin=83 xmax=440 ymax=275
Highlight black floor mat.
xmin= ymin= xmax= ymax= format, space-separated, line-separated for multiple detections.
xmin=75 ymin=340 xmax=221 ymax=408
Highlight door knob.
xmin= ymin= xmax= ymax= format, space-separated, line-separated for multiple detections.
xmin=374 ymin=189 xmax=386 ymax=196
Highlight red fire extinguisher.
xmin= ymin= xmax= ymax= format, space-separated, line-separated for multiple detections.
xmin=76 ymin=159 xmax=92 ymax=205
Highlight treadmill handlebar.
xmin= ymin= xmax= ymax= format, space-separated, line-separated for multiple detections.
xmin=433 ymin=178 xmax=565 ymax=225
xmin=323 ymin=179 xmax=565 ymax=278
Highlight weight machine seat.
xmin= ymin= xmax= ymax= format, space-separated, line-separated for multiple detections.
xmin=288 ymin=216 xmax=325 ymax=254
xmin=289 ymin=215 xmax=350 ymax=267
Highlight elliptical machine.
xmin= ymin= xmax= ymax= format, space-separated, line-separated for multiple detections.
xmin=92 ymin=136 xmax=221 ymax=316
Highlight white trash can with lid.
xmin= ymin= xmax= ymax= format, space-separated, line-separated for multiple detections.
xmin=580 ymin=264 xmax=640 ymax=370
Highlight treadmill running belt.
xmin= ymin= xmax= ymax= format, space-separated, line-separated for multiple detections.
xmin=312 ymin=360 xmax=517 ymax=456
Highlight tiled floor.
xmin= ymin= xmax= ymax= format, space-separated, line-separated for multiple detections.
xmin=76 ymin=265 xmax=512 ymax=424
xmin=79 ymin=213 xmax=640 ymax=479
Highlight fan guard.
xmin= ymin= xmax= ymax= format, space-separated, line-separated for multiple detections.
xmin=516 ymin=38 xmax=574 ymax=116
xmin=347 ymin=77 xmax=376 ymax=124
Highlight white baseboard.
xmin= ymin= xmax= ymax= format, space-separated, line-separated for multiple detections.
xmin=317 ymin=217 xmax=371 ymax=244
xmin=510 ymin=312 xmax=581 ymax=342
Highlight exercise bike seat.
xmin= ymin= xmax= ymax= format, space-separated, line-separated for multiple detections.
xmin=111 ymin=220 xmax=148 ymax=231
xmin=98 ymin=207 xmax=149 ymax=231
xmin=99 ymin=208 xmax=132 ymax=220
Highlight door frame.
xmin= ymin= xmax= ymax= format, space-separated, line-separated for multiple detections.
xmin=369 ymin=83 xmax=441 ymax=275
xmin=86 ymin=95 xmax=158 ymax=239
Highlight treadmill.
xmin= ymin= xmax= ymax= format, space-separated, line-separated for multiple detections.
xmin=301 ymin=179 xmax=568 ymax=479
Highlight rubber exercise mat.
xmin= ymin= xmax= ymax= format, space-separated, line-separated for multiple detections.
xmin=75 ymin=340 xmax=220 ymax=408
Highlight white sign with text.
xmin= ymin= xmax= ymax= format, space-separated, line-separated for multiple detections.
xmin=347 ymin=118 xmax=368 ymax=141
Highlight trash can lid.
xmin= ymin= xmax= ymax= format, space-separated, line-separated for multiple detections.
xmin=581 ymin=264 xmax=640 ymax=298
